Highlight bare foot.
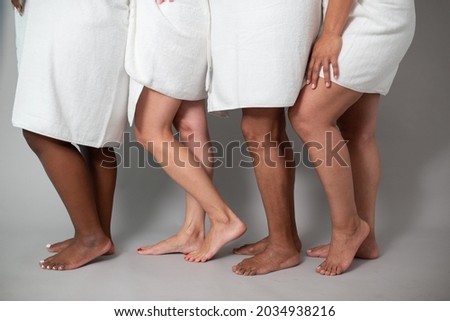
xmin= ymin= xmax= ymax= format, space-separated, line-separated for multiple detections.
xmin=233 ymin=237 xmax=269 ymax=255
xmin=47 ymin=238 xmax=115 ymax=255
xmin=316 ymin=219 xmax=370 ymax=276
xmin=307 ymin=235 xmax=379 ymax=259
xmin=39 ymin=236 xmax=112 ymax=270
xmin=47 ymin=238 xmax=74 ymax=253
xmin=232 ymin=245 xmax=300 ymax=276
xmin=233 ymin=236 xmax=302 ymax=255
xmin=184 ymin=216 xmax=246 ymax=263
xmin=137 ymin=231 xmax=204 ymax=255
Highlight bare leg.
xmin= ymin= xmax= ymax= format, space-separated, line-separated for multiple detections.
xmin=47 ymin=146 xmax=117 ymax=256
xmin=137 ymin=100 xmax=213 ymax=255
xmin=289 ymin=80 xmax=370 ymax=276
xmin=23 ymin=131 xmax=112 ymax=270
xmin=134 ymin=88 xmax=246 ymax=262
xmin=306 ymin=94 xmax=380 ymax=259
xmin=232 ymin=108 xmax=300 ymax=276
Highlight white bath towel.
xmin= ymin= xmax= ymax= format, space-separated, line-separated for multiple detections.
xmin=12 ymin=0 xmax=129 ymax=147
xmin=125 ymin=0 xmax=210 ymax=124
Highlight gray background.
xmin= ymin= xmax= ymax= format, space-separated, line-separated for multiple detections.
xmin=1 ymin=1 xmax=449 ymax=300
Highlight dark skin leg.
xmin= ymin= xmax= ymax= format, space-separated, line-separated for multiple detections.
xmin=23 ymin=130 xmax=112 ymax=270
xmin=47 ymin=146 xmax=117 ymax=255
xmin=232 ymin=108 xmax=301 ymax=276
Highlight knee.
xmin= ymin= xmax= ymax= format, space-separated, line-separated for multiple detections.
xmin=134 ymin=127 xmax=153 ymax=151
xmin=134 ymin=125 xmax=173 ymax=156
xmin=241 ymin=114 xmax=286 ymax=143
xmin=339 ymin=124 xmax=376 ymax=147
xmin=288 ymin=107 xmax=320 ymax=142
xmin=173 ymin=117 xmax=204 ymax=143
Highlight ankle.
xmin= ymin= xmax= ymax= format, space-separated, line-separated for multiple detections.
xmin=180 ymin=226 xmax=204 ymax=239
xmin=333 ymin=217 xmax=366 ymax=234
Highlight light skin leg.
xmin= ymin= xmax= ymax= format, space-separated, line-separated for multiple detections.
xmin=134 ymin=88 xmax=246 ymax=263
xmin=137 ymin=100 xmax=213 ymax=255
xmin=232 ymin=108 xmax=300 ymax=276
xmin=288 ymin=79 xmax=370 ymax=276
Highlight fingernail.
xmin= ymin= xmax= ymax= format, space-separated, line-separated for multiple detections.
xmin=46 ymin=244 xmax=51 ymax=248
xmin=312 ymin=84 xmax=316 ymax=89
xmin=137 ymin=248 xmax=142 ymax=252
xmin=306 ymin=80 xmax=311 ymax=85
xmin=326 ymin=82 xmax=331 ymax=87
xmin=307 ymin=249 xmax=311 ymax=253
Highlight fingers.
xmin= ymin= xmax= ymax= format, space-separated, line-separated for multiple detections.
xmin=11 ymin=0 xmax=23 ymax=15
xmin=331 ymin=58 xmax=340 ymax=81
xmin=322 ymin=60 xmax=332 ymax=88
xmin=306 ymin=58 xmax=332 ymax=90
xmin=305 ymin=34 xmax=342 ymax=90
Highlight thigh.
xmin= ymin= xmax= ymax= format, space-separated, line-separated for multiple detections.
xmin=134 ymin=88 xmax=182 ymax=136
xmin=293 ymin=80 xmax=364 ymax=126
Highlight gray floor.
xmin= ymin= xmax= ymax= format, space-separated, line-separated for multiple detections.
xmin=1 ymin=2 xmax=450 ymax=301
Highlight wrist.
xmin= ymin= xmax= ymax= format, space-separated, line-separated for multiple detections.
xmin=321 ymin=29 xmax=343 ymax=38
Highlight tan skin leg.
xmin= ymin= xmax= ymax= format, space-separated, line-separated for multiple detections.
xmin=47 ymin=146 xmax=117 ymax=255
xmin=232 ymin=108 xmax=301 ymax=276
xmin=289 ymin=79 xmax=370 ymax=276
xmin=23 ymin=131 xmax=113 ymax=270
xmin=134 ymin=88 xmax=246 ymax=263
xmin=137 ymin=100 xmax=213 ymax=255
xmin=306 ymin=93 xmax=380 ymax=260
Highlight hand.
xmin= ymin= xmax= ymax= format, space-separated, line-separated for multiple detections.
xmin=156 ymin=0 xmax=174 ymax=4
xmin=11 ymin=0 xmax=24 ymax=15
xmin=306 ymin=31 xmax=342 ymax=89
